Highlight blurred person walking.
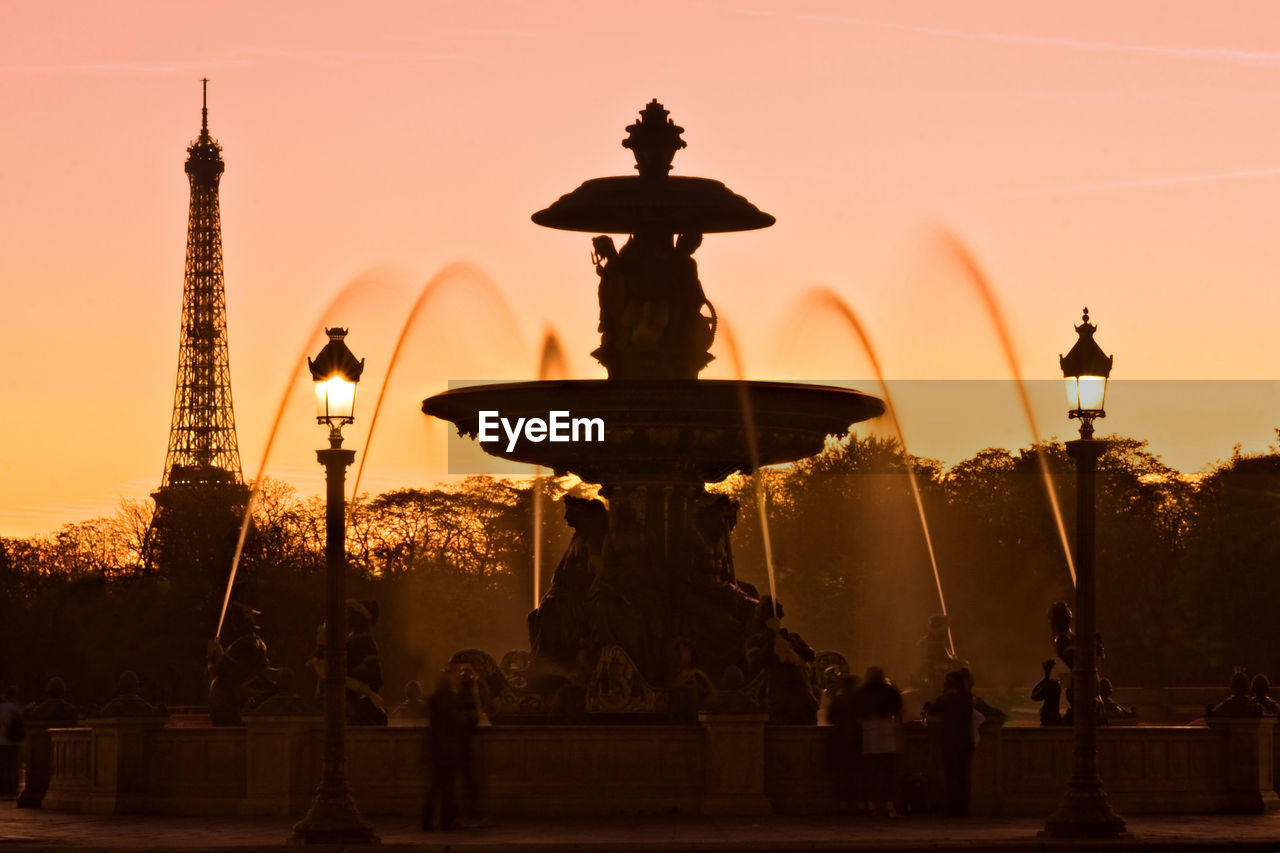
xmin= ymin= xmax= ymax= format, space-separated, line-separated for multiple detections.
xmin=0 ymin=686 xmax=26 ymax=799
xmin=853 ymin=667 xmax=902 ymax=818
xmin=421 ymin=669 xmax=463 ymax=831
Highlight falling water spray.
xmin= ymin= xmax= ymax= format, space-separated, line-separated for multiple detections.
xmin=794 ymin=287 xmax=956 ymax=656
xmin=216 ymin=275 xmax=396 ymax=638
xmin=533 ymin=328 xmax=568 ymax=608
xmin=717 ymin=318 xmax=779 ymax=619
xmin=933 ymin=230 xmax=1077 ymax=587
xmin=350 ymin=262 xmax=528 ymax=499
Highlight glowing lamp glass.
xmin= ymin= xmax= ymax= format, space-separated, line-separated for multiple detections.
xmin=315 ymin=375 xmax=356 ymax=424
xmin=1065 ymin=375 xmax=1107 ymax=417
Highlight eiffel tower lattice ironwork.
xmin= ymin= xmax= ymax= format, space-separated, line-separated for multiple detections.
xmin=147 ymin=80 xmax=248 ymax=582
xmin=162 ymin=78 xmax=244 ymax=488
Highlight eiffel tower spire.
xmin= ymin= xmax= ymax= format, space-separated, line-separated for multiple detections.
xmin=161 ymin=78 xmax=244 ymax=489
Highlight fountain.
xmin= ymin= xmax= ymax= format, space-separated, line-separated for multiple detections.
xmin=422 ymin=101 xmax=884 ymax=713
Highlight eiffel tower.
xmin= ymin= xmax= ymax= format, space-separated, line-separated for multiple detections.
xmin=146 ymin=80 xmax=249 ymax=599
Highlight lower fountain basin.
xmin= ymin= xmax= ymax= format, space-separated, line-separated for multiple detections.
xmin=422 ymin=379 xmax=884 ymax=484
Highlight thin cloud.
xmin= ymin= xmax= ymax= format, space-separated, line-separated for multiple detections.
xmin=4 ymin=46 xmax=486 ymax=74
xmin=791 ymin=12 xmax=1280 ymax=71
xmin=985 ymin=167 xmax=1280 ymax=200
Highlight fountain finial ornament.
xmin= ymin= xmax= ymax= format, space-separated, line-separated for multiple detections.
xmin=623 ymin=100 xmax=686 ymax=178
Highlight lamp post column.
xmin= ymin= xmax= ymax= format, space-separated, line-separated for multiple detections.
xmin=1043 ymin=435 xmax=1125 ymax=837
xmin=290 ymin=442 xmax=376 ymax=844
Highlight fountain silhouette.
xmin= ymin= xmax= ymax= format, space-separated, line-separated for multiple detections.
xmin=788 ymin=287 xmax=955 ymax=656
xmin=423 ymin=101 xmax=884 ymax=697
xmin=933 ymin=229 xmax=1077 ymax=586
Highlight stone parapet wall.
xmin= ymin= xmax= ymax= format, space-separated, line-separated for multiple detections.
xmin=44 ymin=727 xmax=91 ymax=812
xmin=43 ymin=717 xmax=1277 ymax=818
xmin=476 ymin=725 xmax=705 ymax=816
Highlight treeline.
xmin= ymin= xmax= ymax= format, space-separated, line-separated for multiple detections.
xmin=2 ymin=436 xmax=1278 ymax=708
xmin=717 ymin=434 xmax=1279 ymax=689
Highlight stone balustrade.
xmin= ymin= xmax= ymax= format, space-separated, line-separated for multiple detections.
xmin=41 ymin=716 xmax=1278 ymax=818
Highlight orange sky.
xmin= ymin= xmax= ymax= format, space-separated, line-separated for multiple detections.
xmin=5 ymin=1 xmax=1280 ymax=536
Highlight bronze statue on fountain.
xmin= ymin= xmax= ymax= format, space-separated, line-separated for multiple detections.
xmin=423 ymin=101 xmax=884 ymax=720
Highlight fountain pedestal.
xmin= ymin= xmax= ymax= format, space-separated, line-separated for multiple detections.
xmin=699 ymin=713 xmax=772 ymax=815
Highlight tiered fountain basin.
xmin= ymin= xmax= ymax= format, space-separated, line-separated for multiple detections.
xmin=422 ymin=379 xmax=885 ymax=483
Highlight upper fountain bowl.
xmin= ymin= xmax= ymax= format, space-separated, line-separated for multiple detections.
xmin=532 ymin=99 xmax=773 ymax=235
xmin=532 ymin=175 xmax=775 ymax=234
xmin=422 ymin=379 xmax=884 ymax=484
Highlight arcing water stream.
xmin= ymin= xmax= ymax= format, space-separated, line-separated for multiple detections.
xmin=934 ymin=230 xmax=1077 ymax=587
xmin=791 ymin=286 xmax=955 ymax=656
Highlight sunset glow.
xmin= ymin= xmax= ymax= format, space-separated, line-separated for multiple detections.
xmin=5 ymin=1 xmax=1280 ymax=534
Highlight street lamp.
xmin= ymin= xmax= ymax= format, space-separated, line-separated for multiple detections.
xmin=291 ymin=328 xmax=377 ymax=845
xmin=1060 ymin=307 xmax=1113 ymax=440
xmin=1043 ymin=308 xmax=1125 ymax=838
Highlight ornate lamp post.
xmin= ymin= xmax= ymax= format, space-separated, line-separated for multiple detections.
xmin=1043 ymin=308 xmax=1125 ymax=838
xmin=291 ymin=328 xmax=377 ymax=845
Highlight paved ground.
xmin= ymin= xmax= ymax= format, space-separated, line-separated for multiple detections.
xmin=4 ymin=807 xmax=1280 ymax=853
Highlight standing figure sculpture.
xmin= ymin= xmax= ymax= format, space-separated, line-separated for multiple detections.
xmin=916 ymin=614 xmax=966 ymax=695
xmin=207 ymin=602 xmax=272 ymax=725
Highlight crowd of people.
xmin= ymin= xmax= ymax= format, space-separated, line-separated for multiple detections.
xmin=826 ymin=663 xmax=984 ymax=819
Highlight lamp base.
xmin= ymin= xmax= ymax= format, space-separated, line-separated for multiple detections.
xmin=1042 ymin=784 xmax=1128 ymax=838
xmin=289 ymin=787 xmax=379 ymax=845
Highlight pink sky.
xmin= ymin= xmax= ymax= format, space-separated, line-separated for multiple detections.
xmin=4 ymin=1 xmax=1280 ymax=535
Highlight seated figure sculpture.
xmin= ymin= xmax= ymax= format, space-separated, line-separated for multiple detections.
xmin=1031 ymin=659 xmax=1064 ymax=726
xmin=17 ymin=677 xmax=80 ymax=808
xmin=527 ymin=496 xmax=608 ymax=674
xmin=1048 ymin=600 xmax=1106 ymax=670
xmin=1098 ymin=677 xmax=1137 ymax=722
xmin=1252 ymin=674 xmax=1280 ymax=714
xmin=93 ymin=671 xmax=162 ymax=718
xmin=305 ymin=599 xmax=388 ymax=724
xmin=1208 ymin=670 xmax=1264 ymax=717
xmin=590 ymin=230 xmax=716 ymax=379
xmin=207 ymin=602 xmax=272 ymax=726
xmin=390 ymin=680 xmax=428 ymax=723
xmin=345 ymin=599 xmax=389 ymax=726
xmin=746 ymin=597 xmax=818 ymax=724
